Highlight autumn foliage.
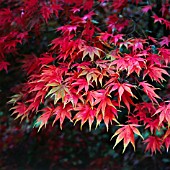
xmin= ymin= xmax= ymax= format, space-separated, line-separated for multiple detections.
xmin=1 ymin=0 xmax=170 ymax=154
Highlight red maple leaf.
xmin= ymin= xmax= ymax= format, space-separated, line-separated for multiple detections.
xmin=143 ymin=64 xmax=169 ymax=83
xmin=52 ymin=103 xmax=72 ymax=129
xmin=152 ymin=15 xmax=164 ymax=24
xmin=0 ymin=8 xmax=12 ymax=25
xmin=154 ymin=102 xmax=170 ymax=126
xmin=111 ymin=53 xmax=146 ymax=76
xmin=0 ymin=61 xmax=10 ymax=72
xmin=111 ymin=124 xmax=143 ymax=153
xmin=130 ymin=38 xmax=146 ymax=51
xmin=51 ymin=3 xmax=63 ymax=18
xmin=148 ymin=36 xmax=158 ymax=43
xmin=21 ymin=54 xmax=40 ymax=75
xmin=102 ymin=104 xmax=119 ymax=131
xmin=158 ymin=47 xmax=170 ymax=66
xmin=92 ymin=89 xmax=117 ymax=116
xmin=164 ymin=19 xmax=170 ymax=30
xmin=26 ymin=97 xmax=41 ymax=113
xmin=71 ymin=78 xmax=92 ymax=94
xmin=41 ymin=3 xmax=53 ymax=23
xmin=106 ymin=82 xmax=136 ymax=111
xmin=41 ymin=65 xmax=67 ymax=85
xmin=110 ymin=34 xmax=124 ymax=45
xmin=163 ymin=128 xmax=170 ymax=152
xmin=139 ymin=81 xmax=161 ymax=103
xmin=35 ymin=106 xmax=54 ymax=131
xmin=144 ymin=136 xmax=162 ymax=154
xmin=83 ymin=0 xmax=94 ymax=11
xmin=146 ymin=53 xmax=161 ymax=66
xmin=95 ymin=100 xmax=119 ymax=131
xmin=57 ymin=25 xmax=77 ymax=34
xmin=10 ymin=102 xmax=28 ymax=121
xmin=160 ymin=36 xmax=170 ymax=46
xmin=73 ymin=103 xmax=96 ymax=130
xmin=134 ymin=102 xmax=157 ymax=128
xmin=79 ymin=45 xmax=101 ymax=61
xmin=145 ymin=118 xmax=160 ymax=134
xmin=39 ymin=53 xmax=54 ymax=65
xmin=63 ymin=88 xmax=84 ymax=107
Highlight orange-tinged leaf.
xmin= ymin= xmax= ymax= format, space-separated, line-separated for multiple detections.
xmin=95 ymin=113 xmax=103 ymax=129
xmin=52 ymin=103 xmax=72 ymax=129
xmin=111 ymin=124 xmax=143 ymax=153
xmin=106 ymin=82 xmax=136 ymax=111
xmin=103 ymin=105 xmax=119 ymax=131
xmin=73 ymin=103 xmax=96 ymax=130
xmin=80 ymin=45 xmax=101 ymax=61
xmin=78 ymin=67 xmax=103 ymax=86
xmin=63 ymin=88 xmax=84 ymax=107
xmin=35 ymin=106 xmax=54 ymax=131
xmin=46 ymin=85 xmax=69 ymax=105
xmin=10 ymin=102 xmax=28 ymax=121
xmin=93 ymin=89 xmax=116 ymax=116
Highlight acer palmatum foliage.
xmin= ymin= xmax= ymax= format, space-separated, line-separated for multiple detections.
xmin=1 ymin=0 xmax=170 ymax=154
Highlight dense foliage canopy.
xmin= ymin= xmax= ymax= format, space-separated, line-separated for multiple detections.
xmin=0 ymin=0 xmax=170 ymax=157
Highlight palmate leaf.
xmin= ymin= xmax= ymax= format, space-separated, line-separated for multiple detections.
xmin=73 ymin=103 xmax=96 ymax=130
xmin=97 ymin=104 xmax=119 ymax=131
xmin=3 ymin=0 xmax=170 ymax=155
xmin=139 ymin=81 xmax=161 ymax=103
xmin=63 ymin=88 xmax=84 ymax=108
xmin=35 ymin=103 xmax=73 ymax=131
xmin=145 ymin=118 xmax=160 ymax=134
xmin=79 ymin=45 xmax=101 ymax=61
xmin=92 ymin=89 xmax=117 ymax=116
xmin=106 ymin=82 xmax=137 ymax=111
xmin=52 ymin=103 xmax=72 ymax=129
xmin=71 ymin=78 xmax=93 ymax=93
xmin=143 ymin=136 xmax=162 ymax=154
xmin=158 ymin=47 xmax=170 ymax=66
xmin=154 ymin=101 xmax=170 ymax=126
xmin=143 ymin=65 xmax=169 ymax=83
xmin=111 ymin=124 xmax=143 ymax=153
xmin=0 ymin=61 xmax=10 ymax=72
xmin=35 ymin=106 xmax=54 ymax=131
xmin=10 ymin=102 xmax=28 ymax=121
xmin=78 ymin=67 xmax=107 ymax=86
xmin=160 ymin=36 xmax=170 ymax=47
xmin=46 ymin=84 xmax=69 ymax=105
xmin=110 ymin=53 xmax=146 ymax=76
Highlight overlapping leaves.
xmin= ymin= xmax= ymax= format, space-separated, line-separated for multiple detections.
xmin=5 ymin=0 xmax=170 ymax=154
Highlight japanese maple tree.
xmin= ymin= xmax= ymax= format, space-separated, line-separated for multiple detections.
xmin=1 ymin=0 xmax=170 ymax=154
